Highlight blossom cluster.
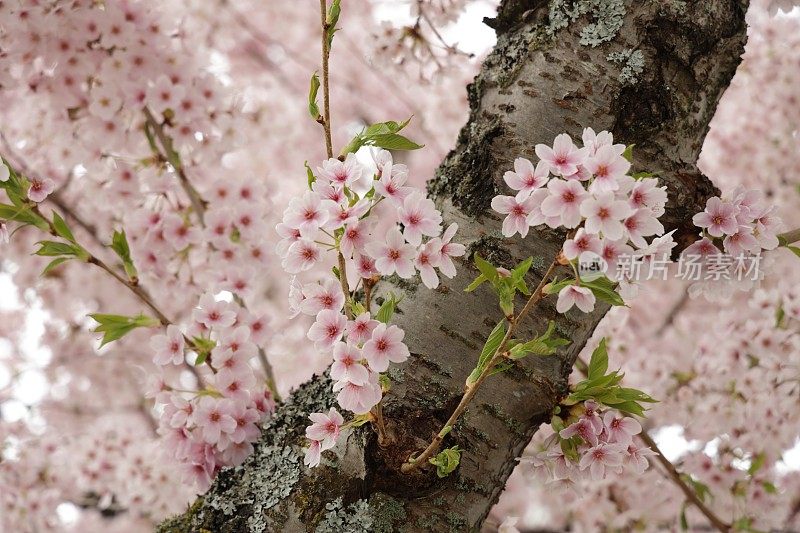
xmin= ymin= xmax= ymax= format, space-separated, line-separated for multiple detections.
xmin=277 ymin=150 xmax=463 ymax=289
xmin=148 ymin=294 xmax=275 ymax=490
xmin=526 ymin=400 xmax=655 ymax=483
xmin=276 ymin=148 xmax=465 ymax=466
xmin=683 ymin=187 xmax=782 ymax=300
xmin=492 ymin=129 xmax=673 ymax=311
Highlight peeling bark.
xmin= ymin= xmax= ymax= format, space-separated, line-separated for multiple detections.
xmin=160 ymin=1 xmax=748 ymax=531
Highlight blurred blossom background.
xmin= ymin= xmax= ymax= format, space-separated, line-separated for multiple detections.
xmin=1 ymin=0 xmax=800 ymax=531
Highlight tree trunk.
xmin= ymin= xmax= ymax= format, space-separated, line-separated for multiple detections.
xmin=159 ymin=1 xmax=748 ymax=531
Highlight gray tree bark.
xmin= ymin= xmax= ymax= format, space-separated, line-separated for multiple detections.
xmin=159 ymin=1 xmax=748 ymax=531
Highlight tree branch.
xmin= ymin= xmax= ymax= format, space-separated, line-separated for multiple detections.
xmin=162 ymin=1 xmax=750 ymax=530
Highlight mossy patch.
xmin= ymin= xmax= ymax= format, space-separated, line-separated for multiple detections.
xmin=547 ymin=0 xmax=626 ymax=47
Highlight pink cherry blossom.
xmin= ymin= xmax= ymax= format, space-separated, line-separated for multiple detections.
xmin=581 ymin=127 xmax=621 ymax=156
xmin=560 ymin=416 xmax=601 ymax=446
xmin=627 ymin=178 xmax=668 ymax=215
xmin=682 ymin=237 xmax=722 ymax=258
xmin=193 ymin=397 xmax=237 ymax=445
xmin=579 ymin=192 xmax=633 ymax=240
xmin=582 ymin=400 xmax=604 ymax=434
xmin=354 ymin=253 xmax=379 ymax=279
xmin=692 ymin=196 xmax=739 ymax=237
xmin=0 ymin=163 xmax=9 ymax=182
xmin=562 ymin=229 xmax=601 ymax=261
xmin=340 ymin=220 xmax=368 ymax=257
xmin=333 ymin=373 xmax=383 ymax=414
xmin=503 ymin=157 xmax=550 ymax=198
xmin=345 ymin=312 xmax=379 ymax=345
xmin=753 ymin=205 xmax=782 ymax=250
xmin=150 ymin=325 xmax=185 ymax=366
xmin=623 ymin=208 xmax=665 ymax=248
xmin=602 ymin=411 xmax=642 ymax=445
xmin=599 ymin=238 xmax=634 ymax=279
xmin=625 ymin=442 xmax=657 ymax=474
xmin=585 ymin=145 xmax=630 ymax=193
xmin=193 ymin=293 xmax=237 ymax=329
xmin=283 ymin=238 xmax=321 ymax=273
xmin=578 ymin=443 xmax=626 ymax=480
xmin=362 ymin=323 xmax=410 ymax=372
xmin=722 ymin=226 xmax=761 ymax=256
xmin=299 ymin=278 xmax=345 ymax=316
xmin=365 ymin=228 xmax=416 ymax=278
xmin=215 ymin=368 xmax=256 ymax=403
xmin=306 ymin=310 xmax=347 ymax=350
xmin=27 ymin=177 xmax=55 ymax=203
xmin=429 ymin=223 xmax=465 ymax=278
xmin=162 ymin=213 xmax=202 ymax=250
xmin=283 ymin=191 xmax=331 ymax=234
xmin=317 ymin=153 xmax=366 ymax=190
xmin=556 ymin=285 xmax=596 ymax=314
xmin=534 ymin=133 xmax=587 ymax=177
xmin=491 ymin=194 xmax=537 ymax=237
xmin=304 ymin=440 xmax=322 ymax=468
xmin=306 ymin=408 xmax=344 ymax=448
xmin=331 ymin=342 xmax=370 ymax=386
xmin=325 ymin=199 xmax=369 ymax=231
xmin=415 ymin=240 xmax=442 ymax=289
xmin=398 ymin=192 xmax=442 ymax=245
xmin=540 ymin=179 xmax=587 ymax=228
xmin=147 ymin=74 xmax=185 ymax=114
xmin=374 ymin=161 xmax=412 ymax=205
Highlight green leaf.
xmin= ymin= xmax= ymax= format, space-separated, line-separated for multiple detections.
xmin=111 ymin=229 xmax=138 ymax=281
xmin=682 ymin=475 xmax=712 ymax=504
xmin=606 ymin=400 xmax=646 ymax=417
xmin=0 ymin=203 xmax=48 ymax=230
xmin=363 ymin=118 xmax=410 ymax=136
xmin=786 ymin=245 xmax=800 ymax=259
xmin=497 ymin=282 xmax=515 ymax=316
xmin=34 ymin=240 xmax=88 ymax=261
xmin=325 ymin=0 xmax=341 ymax=47
xmin=42 ymin=257 xmax=73 ymax=276
xmin=464 ymin=273 xmax=488 ymax=292
xmin=305 ymin=161 xmax=316 ymax=189
xmin=511 ymin=257 xmax=533 ymax=281
xmin=52 ymin=212 xmax=77 ymax=243
xmin=748 ymin=452 xmax=766 ymax=476
xmin=631 ymin=171 xmax=655 ymax=180
xmin=191 ymin=336 xmax=216 ymax=365
xmin=622 ymin=144 xmax=635 ymax=163
xmin=467 ymin=320 xmax=506 ymax=386
xmin=588 ymin=338 xmax=609 ymax=379
xmin=508 ymin=321 xmax=569 ymax=360
xmin=376 ymin=293 xmax=402 ymax=323
xmin=543 ymin=278 xmax=575 ymax=295
xmin=428 ymin=446 xmax=461 ymax=478
xmin=582 ymin=277 xmax=625 ymax=306
xmin=308 ymin=73 xmax=321 ymax=120
xmin=473 ymin=254 xmax=499 ymax=284
xmin=762 ymin=481 xmax=778 ymax=494
xmin=367 ymin=133 xmax=423 ymax=151
xmin=88 ymin=313 xmax=160 ymax=347
xmin=679 ymin=505 xmax=688 ymax=530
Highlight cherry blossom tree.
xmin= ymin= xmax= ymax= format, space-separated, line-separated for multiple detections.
xmin=2 ymin=1 xmax=800 ymax=532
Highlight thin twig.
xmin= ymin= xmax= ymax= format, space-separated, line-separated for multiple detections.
xmin=640 ymin=432 xmax=731 ymax=532
xmin=779 ymin=227 xmax=800 ymax=246
xmin=142 ymin=107 xmax=207 ymax=224
xmin=319 ymin=0 xmax=334 ymax=159
xmin=402 ymin=260 xmax=560 ymax=473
